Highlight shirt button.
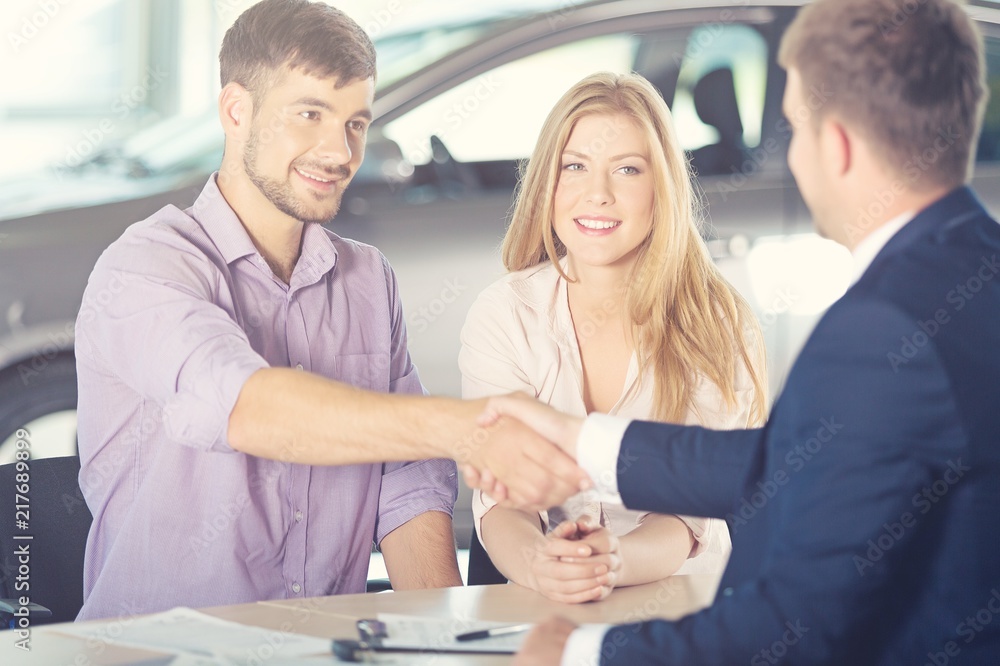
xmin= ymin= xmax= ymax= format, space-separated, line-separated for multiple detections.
xmin=295 ymin=363 xmax=303 ymax=370
xmin=294 ymin=510 xmax=303 ymax=523
xmin=291 ymin=582 xmax=302 ymax=594
xmin=722 ymin=587 xmax=734 ymax=597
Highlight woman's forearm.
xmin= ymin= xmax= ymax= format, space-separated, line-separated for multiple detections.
xmin=616 ymin=513 xmax=695 ymax=587
xmin=479 ymin=505 xmax=547 ymax=589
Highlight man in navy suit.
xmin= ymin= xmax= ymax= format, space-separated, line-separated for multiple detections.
xmin=469 ymin=0 xmax=1000 ymax=663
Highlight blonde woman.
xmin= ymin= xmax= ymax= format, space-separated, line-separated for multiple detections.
xmin=458 ymin=72 xmax=767 ymax=603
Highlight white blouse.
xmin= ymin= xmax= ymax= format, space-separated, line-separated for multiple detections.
xmin=459 ymin=260 xmax=758 ymax=575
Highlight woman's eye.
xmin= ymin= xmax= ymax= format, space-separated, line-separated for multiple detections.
xmin=562 ymin=163 xmax=583 ymax=171
xmin=618 ymin=165 xmax=640 ymax=175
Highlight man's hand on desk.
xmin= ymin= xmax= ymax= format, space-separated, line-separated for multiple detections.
xmin=461 ymin=393 xmax=589 ymax=509
xmin=513 ymin=617 xmax=578 ymax=666
xmin=457 ymin=409 xmax=589 ymax=511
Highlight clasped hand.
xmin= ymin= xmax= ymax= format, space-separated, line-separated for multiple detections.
xmin=529 ymin=518 xmax=622 ymax=604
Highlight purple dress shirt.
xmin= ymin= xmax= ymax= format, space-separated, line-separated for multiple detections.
xmin=74 ymin=175 xmax=457 ymax=621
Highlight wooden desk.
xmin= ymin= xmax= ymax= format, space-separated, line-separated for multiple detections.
xmin=1 ymin=575 xmax=719 ymax=664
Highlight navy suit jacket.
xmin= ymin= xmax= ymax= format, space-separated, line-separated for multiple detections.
xmin=602 ymin=187 xmax=1000 ymax=665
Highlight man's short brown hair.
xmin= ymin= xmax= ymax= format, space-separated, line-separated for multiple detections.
xmin=779 ymin=0 xmax=987 ymax=188
xmin=219 ymin=0 xmax=376 ymax=105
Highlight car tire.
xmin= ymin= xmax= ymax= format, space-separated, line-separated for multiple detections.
xmin=0 ymin=353 xmax=78 ymax=447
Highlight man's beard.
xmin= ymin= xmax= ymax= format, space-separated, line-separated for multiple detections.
xmin=243 ymin=126 xmax=351 ymax=226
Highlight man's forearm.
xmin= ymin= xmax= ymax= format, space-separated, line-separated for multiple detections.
xmin=229 ymin=368 xmax=591 ymax=510
xmin=228 ymin=368 xmax=483 ymax=465
xmin=380 ymin=510 xmax=463 ymax=590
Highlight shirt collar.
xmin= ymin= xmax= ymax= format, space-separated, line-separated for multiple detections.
xmin=189 ymin=174 xmax=258 ymax=265
xmin=189 ymin=173 xmax=339 ymax=283
xmin=292 ymin=222 xmax=339 ymax=288
xmin=850 ymin=210 xmax=915 ymax=283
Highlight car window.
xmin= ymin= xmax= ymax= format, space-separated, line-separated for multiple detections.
xmin=380 ymin=21 xmax=768 ymax=176
xmin=382 ymin=34 xmax=639 ymax=166
xmin=977 ymin=35 xmax=1000 ymax=162
xmin=672 ymin=23 xmax=769 ymax=151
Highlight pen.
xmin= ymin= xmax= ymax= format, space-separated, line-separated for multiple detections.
xmin=455 ymin=623 xmax=533 ymax=642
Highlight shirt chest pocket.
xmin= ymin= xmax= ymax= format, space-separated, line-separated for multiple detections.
xmin=333 ymin=353 xmax=391 ymax=394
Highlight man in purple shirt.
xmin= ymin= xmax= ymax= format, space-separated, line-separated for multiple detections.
xmin=74 ymin=0 xmax=588 ymax=621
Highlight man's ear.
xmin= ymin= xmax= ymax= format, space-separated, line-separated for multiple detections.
xmin=219 ymin=82 xmax=253 ymax=141
xmin=820 ymin=117 xmax=851 ymax=178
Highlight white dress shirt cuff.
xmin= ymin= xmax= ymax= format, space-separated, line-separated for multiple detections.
xmin=577 ymin=413 xmax=631 ymax=505
xmin=561 ymin=623 xmax=611 ymax=666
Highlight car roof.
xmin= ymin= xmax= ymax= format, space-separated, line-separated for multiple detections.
xmin=374 ymin=0 xmax=1000 ymax=122
xmin=374 ymin=0 xmax=783 ymax=121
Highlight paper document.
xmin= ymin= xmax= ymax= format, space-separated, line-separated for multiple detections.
xmin=49 ymin=606 xmax=330 ymax=663
xmin=371 ymin=613 xmax=530 ymax=653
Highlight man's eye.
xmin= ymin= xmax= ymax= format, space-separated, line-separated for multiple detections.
xmin=349 ymin=120 xmax=368 ymax=132
xmin=301 ymin=111 xmax=319 ymax=120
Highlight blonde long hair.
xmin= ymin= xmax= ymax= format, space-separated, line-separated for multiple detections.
xmin=502 ymin=72 xmax=767 ymax=424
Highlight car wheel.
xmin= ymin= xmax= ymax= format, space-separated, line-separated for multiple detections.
xmin=0 ymin=354 xmax=78 ymax=456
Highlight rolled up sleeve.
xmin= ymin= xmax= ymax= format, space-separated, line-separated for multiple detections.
xmin=375 ymin=459 xmax=459 ymax=545
xmin=674 ymin=515 xmax=711 ymax=557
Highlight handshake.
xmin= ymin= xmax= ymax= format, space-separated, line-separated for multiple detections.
xmin=454 ymin=393 xmax=594 ymax=511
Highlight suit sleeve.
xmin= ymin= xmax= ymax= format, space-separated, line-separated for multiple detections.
xmin=617 ymin=319 xmax=768 ymax=519
xmin=616 ymin=421 xmax=766 ymax=519
xmin=599 ymin=299 xmax=966 ymax=664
